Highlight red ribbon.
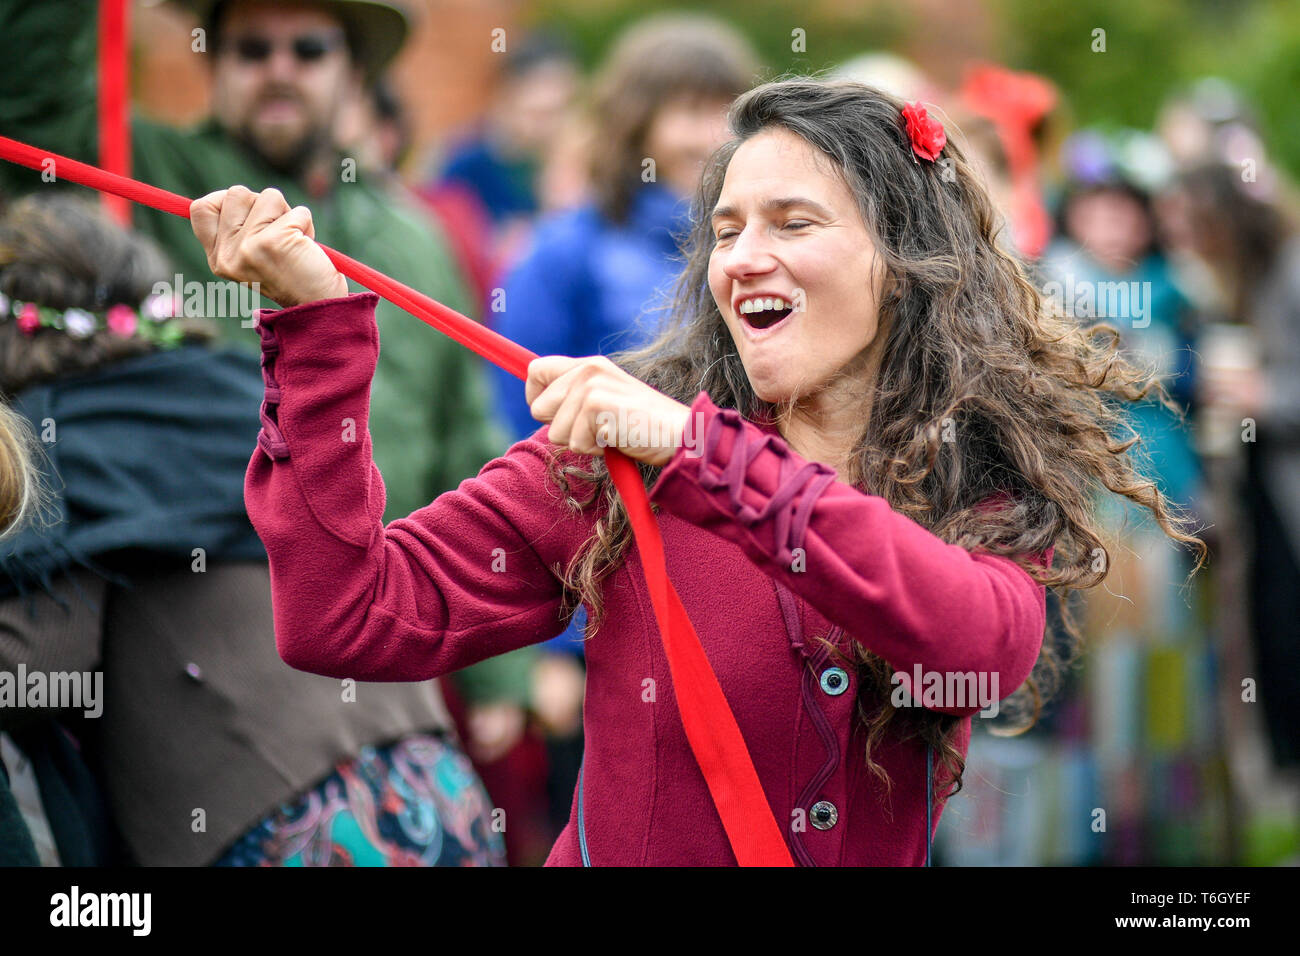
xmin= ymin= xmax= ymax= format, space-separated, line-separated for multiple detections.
xmin=0 ymin=133 xmax=795 ymax=866
xmin=97 ymin=0 xmax=131 ymax=227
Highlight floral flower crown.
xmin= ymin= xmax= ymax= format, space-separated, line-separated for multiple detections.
xmin=901 ymin=102 xmax=947 ymax=163
xmin=0 ymin=289 xmax=188 ymax=348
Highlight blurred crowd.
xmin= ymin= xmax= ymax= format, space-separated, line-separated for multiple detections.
xmin=1 ymin=0 xmax=1297 ymax=866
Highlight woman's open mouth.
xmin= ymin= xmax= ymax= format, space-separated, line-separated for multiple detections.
xmin=738 ymin=297 xmax=795 ymax=331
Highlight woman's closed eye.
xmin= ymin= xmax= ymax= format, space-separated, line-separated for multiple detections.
xmin=714 ymin=220 xmax=813 ymax=241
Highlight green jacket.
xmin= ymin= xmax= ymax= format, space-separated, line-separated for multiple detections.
xmin=0 ymin=0 xmax=536 ymax=704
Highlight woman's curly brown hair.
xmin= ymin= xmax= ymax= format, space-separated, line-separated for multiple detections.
xmin=541 ymin=77 xmax=1206 ymax=805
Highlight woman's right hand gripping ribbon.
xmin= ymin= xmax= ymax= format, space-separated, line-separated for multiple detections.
xmin=190 ymin=185 xmax=348 ymax=308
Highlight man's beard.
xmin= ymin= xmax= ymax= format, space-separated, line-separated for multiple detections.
xmin=232 ymin=116 xmax=332 ymax=179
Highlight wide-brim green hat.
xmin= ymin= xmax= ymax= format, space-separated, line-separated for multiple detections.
xmin=173 ymin=0 xmax=411 ymax=82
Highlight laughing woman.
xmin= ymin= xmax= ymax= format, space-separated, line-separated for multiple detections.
xmin=191 ymin=79 xmax=1204 ymax=866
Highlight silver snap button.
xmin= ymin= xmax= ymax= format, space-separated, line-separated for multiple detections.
xmin=184 ymin=662 xmax=203 ymax=682
xmin=819 ymin=666 xmax=849 ymax=696
xmin=810 ymin=800 xmax=838 ymax=830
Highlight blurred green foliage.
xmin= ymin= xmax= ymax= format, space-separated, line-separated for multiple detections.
xmin=995 ymin=0 xmax=1300 ymax=178
xmin=523 ymin=0 xmax=911 ymax=81
xmin=524 ymin=0 xmax=1300 ymax=178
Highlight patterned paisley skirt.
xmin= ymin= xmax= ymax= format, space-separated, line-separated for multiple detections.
xmin=213 ymin=733 xmax=507 ymax=866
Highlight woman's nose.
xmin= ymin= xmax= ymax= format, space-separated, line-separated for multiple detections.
xmin=720 ymin=225 xmax=777 ymax=280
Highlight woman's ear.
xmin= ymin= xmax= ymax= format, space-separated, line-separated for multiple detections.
xmin=871 ymin=250 xmax=889 ymax=294
xmin=873 ymin=256 xmax=899 ymax=317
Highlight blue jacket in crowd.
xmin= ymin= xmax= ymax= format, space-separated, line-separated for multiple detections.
xmin=490 ymin=182 xmax=693 ymax=654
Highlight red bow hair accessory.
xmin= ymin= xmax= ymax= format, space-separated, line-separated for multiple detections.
xmin=901 ymin=102 xmax=946 ymax=162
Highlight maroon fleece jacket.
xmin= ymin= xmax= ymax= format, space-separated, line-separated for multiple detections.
xmin=244 ymin=291 xmax=1050 ymax=866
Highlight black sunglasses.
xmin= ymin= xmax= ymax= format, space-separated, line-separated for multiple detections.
xmin=230 ymin=32 xmax=346 ymax=64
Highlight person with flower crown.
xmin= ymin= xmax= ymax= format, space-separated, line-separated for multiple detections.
xmin=0 ymin=192 xmax=510 ymax=867
xmin=0 ymin=0 xmax=546 ymax=808
xmin=187 ymin=78 xmax=1205 ymax=865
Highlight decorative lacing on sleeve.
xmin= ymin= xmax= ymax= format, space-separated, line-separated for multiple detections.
xmin=256 ymin=318 xmax=290 ymax=461
xmin=696 ymin=408 xmax=838 ymax=564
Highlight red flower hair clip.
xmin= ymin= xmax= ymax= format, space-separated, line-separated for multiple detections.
xmin=901 ymin=102 xmax=946 ymax=162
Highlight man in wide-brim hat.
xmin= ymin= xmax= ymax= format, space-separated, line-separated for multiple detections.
xmin=174 ymin=0 xmax=411 ymax=177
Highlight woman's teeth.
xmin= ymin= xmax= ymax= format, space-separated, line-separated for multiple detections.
xmin=739 ymin=297 xmax=794 ymax=330
xmin=739 ymin=297 xmax=786 ymax=313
